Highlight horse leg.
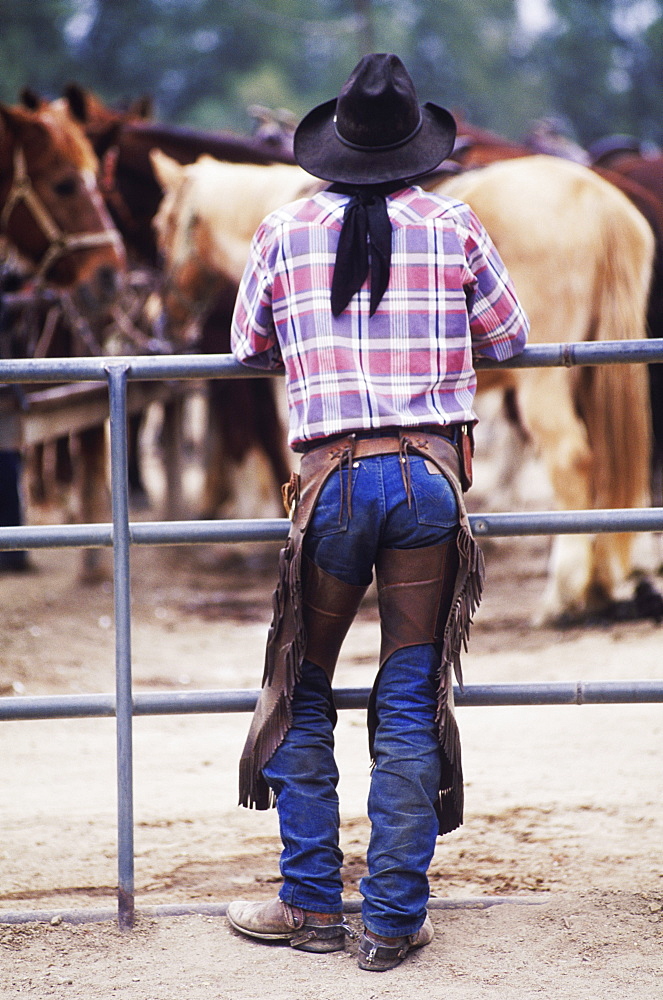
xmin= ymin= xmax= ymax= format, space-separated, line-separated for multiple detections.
xmin=53 ymin=435 xmax=79 ymax=522
xmin=27 ymin=437 xmax=75 ymax=513
xmin=55 ymin=435 xmax=74 ymax=487
xmin=26 ymin=443 xmax=47 ymax=506
xmin=516 ymin=370 xmax=598 ymax=623
xmin=0 ymin=450 xmax=29 ymax=572
xmin=253 ymin=379 xmax=293 ymax=496
xmin=127 ymin=411 xmax=150 ymax=509
xmin=576 ymin=352 xmax=656 ymax=616
xmin=76 ymin=424 xmax=110 ymax=583
xmin=493 ymin=390 xmax=535 ymax=506
xmin=473 ymin=381 xmax=534 ymax=509
xmin=199 ymin=380 xmax=234 ymax=518
xmin=161 ymin=395 xmax=186 ymax=521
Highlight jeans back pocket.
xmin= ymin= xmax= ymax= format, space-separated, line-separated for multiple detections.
xmin=307 ymin=469 xmax=352 ymax=537
xmin=410 ymin=457 xmax=459 ymax=528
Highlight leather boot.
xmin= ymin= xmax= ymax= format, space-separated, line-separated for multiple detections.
xmin=227 ymin=897 xmax=354 ymax=952
xmin=357 ymin=914 xmax=434 ymax=971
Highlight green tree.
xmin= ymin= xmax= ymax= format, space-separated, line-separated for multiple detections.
xmin=624 ymin=10 xmax=663 ymax=143
xmin=526 ymin=0 xmax=663 ymax=144
xmin=2 ymin=0 xmax=661 ymax=145
xmin=373 ymin=0 xmax=542 ymax=138
xmin=0 ymin=0 xmax=76 ymax=104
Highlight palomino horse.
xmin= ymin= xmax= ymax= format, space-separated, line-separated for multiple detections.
xmin=448 ymin=117 xmax=663 ymax=501
xmin=431 ymin=156 xmax=654 ymax=621
xmin=150 ymin=152 xmax=655 ymax=623
xmin=151 ymin=152 xmax=320 ymax=518
xmin=0 ymin=99 xmax=126 ymax=579
xmin=151 ymin=152 xmax=317 ymax=341
xmin=588 ymin=152 xmax=663 ymax=495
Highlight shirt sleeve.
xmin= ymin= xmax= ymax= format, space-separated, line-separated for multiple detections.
xmin=462 ymin=208 xmax=530 ymax=362
xmin=230 ymin=222 xmax=284 ymax=371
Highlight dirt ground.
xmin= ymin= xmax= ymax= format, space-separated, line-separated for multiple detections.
xmin=1 ymin=403 xmax=662 ymax=998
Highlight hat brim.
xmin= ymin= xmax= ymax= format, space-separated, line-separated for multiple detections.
xmin=294 ymin=99 xmax=457 ymax=185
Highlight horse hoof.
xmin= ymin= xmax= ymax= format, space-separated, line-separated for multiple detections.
xmin=634 ymin=579 xmax=663 ymax=623
xmin=129 ymin=487 xmax=152 ymax=512
xmin=78 ymin=552 xmax=110 ymax=585
xmin=0 ymin=551 xmax=33 ymax=574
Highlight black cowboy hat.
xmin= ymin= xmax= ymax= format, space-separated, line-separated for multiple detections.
xmin=294 ymin=53 xmax=456 ymax=185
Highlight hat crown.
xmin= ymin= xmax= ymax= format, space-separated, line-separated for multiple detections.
xmin=293 ymin=52 xmax=456 ymax=185
xmin=334 ymin=53 xmax=421 ymax=150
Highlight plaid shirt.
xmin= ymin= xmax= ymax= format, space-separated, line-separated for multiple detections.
xmin=231 ymin=185 xmax=529 ymax=449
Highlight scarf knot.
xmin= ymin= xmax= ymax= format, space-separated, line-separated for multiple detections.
xmin=330 ymin=183 xmax=397 ymax=317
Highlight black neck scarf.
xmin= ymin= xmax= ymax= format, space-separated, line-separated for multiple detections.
xmin=329 ymin=181 xmax=407 ymax=317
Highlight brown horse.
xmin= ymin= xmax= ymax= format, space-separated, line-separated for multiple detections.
xmin=450 ymin=114 xmax=530 ymax=167
xmin=451 ymin=113 xmax=588 ymax=167
xmin=0 ymin=100 xmax=125 ymax=298
xmin=59 ymin=82 xmax=295 ymax=268
xmin=1 ymin=99 xmax=126 ymax=579
xmin=55 ymin=84 xmax=299 ymax=518
xmin=150 ymin=152 xmax=655 ymax=623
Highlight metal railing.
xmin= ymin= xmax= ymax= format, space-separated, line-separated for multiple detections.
xmin=1 ymin=339 xmax=663 ymax=928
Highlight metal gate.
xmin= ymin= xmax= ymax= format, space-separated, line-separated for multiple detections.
xmin=1 ymin=340 xmax=663 ymax=928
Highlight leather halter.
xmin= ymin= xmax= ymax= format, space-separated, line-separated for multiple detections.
xmin=0 ymin=145 xmax=123 ymax=282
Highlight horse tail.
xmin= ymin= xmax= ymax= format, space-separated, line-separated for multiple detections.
xmin=575 ymin=181 xmax=654 ymax=573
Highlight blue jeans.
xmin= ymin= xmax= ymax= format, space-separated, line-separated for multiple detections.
xmin=262 ymin=452 xmax=459 ymax=937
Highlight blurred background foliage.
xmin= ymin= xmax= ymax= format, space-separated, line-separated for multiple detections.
xmin=0 ymin=0 xmax=661 ymax=146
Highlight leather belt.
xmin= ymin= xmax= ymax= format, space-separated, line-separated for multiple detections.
xmin=298 ymin=423 xmax=459 ymax=454
xmin=351 ymin=436 xmax=411 ymax=459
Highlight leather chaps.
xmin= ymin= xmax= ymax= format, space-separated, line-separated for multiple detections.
xmin=238 ymin=429 xmax=484 ymax=835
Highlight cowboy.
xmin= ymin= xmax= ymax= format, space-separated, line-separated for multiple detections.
xmin=227 ymin=53 xmax=529 ymax=971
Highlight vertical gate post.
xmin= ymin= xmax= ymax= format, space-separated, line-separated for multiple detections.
xmin=106 ymin=363 xmax=135 ymax=929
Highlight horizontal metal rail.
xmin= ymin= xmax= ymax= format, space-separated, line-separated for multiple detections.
xmin=2 ymin=681 xmax=663 ymax=722
xmin=0 ymin=338 xmax=662 ymax=384
xmin=2 ymin=506 xmax=663 ymax=552
xmin=1 ymin=343 xmax=662 ymax=930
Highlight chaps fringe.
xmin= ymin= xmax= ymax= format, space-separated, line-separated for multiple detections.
xmin=238 ymin=534 xmax=307 ymax=809
xmin=436 ymin=521 xmax=485 ymax=832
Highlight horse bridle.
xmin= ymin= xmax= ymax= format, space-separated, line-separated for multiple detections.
xmin=0 ymin=145 xmax=123 ymax=282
